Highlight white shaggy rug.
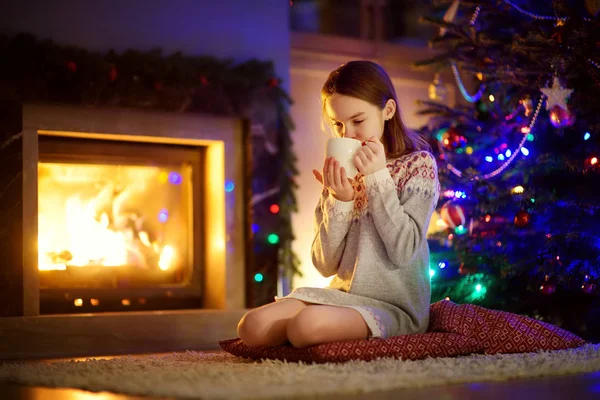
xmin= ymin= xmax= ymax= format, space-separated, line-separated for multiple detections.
xmin=1 ymin=345 xmax=600 ymax=399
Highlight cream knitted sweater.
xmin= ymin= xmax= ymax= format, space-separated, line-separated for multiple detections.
xmin=279 ymin=150 xmax=440 ymax=338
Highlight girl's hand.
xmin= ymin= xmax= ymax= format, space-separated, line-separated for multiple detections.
xmin=355 ymin=136 xmax=386 ymax=176
xmin=312 ymin=157 xmax=355 ymax=202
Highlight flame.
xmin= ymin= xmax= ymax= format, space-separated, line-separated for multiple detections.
xmin=38 ymin=162 xmax=178 ymax=272
xmin=158 ymin=245 xmax=174 ymax=271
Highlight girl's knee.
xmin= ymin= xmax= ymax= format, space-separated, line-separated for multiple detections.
xmin=286 ymin=307 xmax=325 ymax=348
xmin=237 ymin=310 xmax=266 ymax=347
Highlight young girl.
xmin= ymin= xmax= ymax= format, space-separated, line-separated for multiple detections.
xmin=237 ymin=60 xmax=440 ymax=348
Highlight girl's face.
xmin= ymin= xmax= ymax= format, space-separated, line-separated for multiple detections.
xmin=325 ymin=94 xmax=395 ymax=143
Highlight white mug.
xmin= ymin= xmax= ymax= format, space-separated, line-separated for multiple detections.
xmin=325 ymin=137 xmax=362 ymax=178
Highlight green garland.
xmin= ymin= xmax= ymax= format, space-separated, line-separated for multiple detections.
xmin=2 ymin=33 xmax=301 ymax=295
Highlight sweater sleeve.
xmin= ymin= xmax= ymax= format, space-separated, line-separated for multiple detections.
xmin=310 ymin=188 xmax=355 ymax=278
xmin=364 ymin=151 xmax=440 ymax=266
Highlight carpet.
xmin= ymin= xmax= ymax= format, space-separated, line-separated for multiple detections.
xmin=1 ymin=345 xmax=600 ymax=399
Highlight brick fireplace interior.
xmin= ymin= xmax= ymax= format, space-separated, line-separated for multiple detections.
xmin=0 ymin=103 xmax=250 ymax=359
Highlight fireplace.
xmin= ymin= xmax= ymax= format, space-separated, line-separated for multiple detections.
xmin=38 ymin=136 xmax=206 ymax=313
xmin=1 ymin=103 xmax=249 ymax=319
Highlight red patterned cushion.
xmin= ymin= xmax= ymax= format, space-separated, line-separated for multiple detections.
xmin=428 ymin=300 xmax=586 ymax=354
xmin=219 ymin=332 xmax=483 ymax=363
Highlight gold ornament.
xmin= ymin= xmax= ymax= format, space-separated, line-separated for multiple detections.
xmin=520 ymin=96 xmax=534 ymax=117
xmin=428 ymin=73 xmax=448 ymax=102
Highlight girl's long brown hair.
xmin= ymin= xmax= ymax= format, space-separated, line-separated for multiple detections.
xmin=321 ymin=60 xmax=431 ymax=158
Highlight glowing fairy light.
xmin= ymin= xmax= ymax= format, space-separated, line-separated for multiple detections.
xmin=168 ymin=172 xmax=182 ymax=185
xmin=158 ymin=209 xmax=169 ymax=223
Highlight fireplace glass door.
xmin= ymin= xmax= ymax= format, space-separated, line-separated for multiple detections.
xmin=38 ymin=136 xmax=204 ymax=312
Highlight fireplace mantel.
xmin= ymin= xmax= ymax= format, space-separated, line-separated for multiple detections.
xmin=0 ymin=103 xmax=250 ymax=359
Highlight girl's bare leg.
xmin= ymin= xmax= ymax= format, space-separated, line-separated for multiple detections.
xmin=237 ymin=299 xmax=308 ymax=347
xmin=286 ymin=305 xmax=369 ymax=348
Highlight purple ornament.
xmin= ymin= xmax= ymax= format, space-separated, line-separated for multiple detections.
xmin=548 ymin=105 xmax=575 ymax=128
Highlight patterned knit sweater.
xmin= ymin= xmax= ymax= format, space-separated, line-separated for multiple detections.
xmin=280 ymin=150 xmax=440 ymax=338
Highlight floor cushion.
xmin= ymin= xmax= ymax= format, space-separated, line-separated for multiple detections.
xmin=427 ymin=300 xmax=587 ymax=354
xmin=220 ymin=331 xmax=483 ymax=363
xmin=220 ymin=300 xmax=586 ymax=363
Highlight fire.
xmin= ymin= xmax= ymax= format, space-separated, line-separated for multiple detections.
xmin=38 ymin=162 xmax=179 ymax=272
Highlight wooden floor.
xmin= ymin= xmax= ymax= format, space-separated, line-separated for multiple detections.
xmin=1 ymin=353 xmax=599 ymax=399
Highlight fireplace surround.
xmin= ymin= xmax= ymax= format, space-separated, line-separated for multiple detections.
xmin=0 ymin=103 xmax=250 ymax=358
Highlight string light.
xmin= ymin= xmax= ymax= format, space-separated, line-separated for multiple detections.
xmin=455 ymin=225 xmax=468 ymax=235
xmin=270 ymin=204 xmax=280 ymax=214
xmin=488 ymin=94 xmax=495 ymax=102
xmin=447 ymin=95 xmax=544 ymax=180
xmin=429 ymin=268 xmax=436 ymax=278
xmin=267 ymin=233 xmax=279 ymax=244
xmin=448 ymin=6 xmax=484 ymax=103
xmin=224 ymin=181 xmax=235 ymax=192
xmin=168 ymin=172 xmax=182 ymax=185
xmin=469 ymin=6 xmax=481 ymax=26
xmin=438 ymin=261 xmax=447 ymax=269
xmin=505 ymin=104 xmax=523 ymax=121
xmin=254 ymin=273 xmax=264 ymax=282
xmin=451 ymin=61 xmax=484 ymax=103
xmin=584 ymin=132 xmax=591 ymax=140
xmin=502 ymin=0 xmax=592 ymax=22
xmin=443 ymin=190 xmax=467 ymax=199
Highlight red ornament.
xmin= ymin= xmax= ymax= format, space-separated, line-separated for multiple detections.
xmin=539 ymin=275 xmax=556 ymax=295
xmin=548 ymin=105 xmax=575 ymax=128
xmin=199 ymin=76 xmax=209 ymax=86
xmin=67 ymin=61 xmax=77 ymax=72
xmin=586 ymin=156 xmax=599 ymax=168
xmin=514 ymin=210 xmax=531 ymax=228
xmin=540 ymin=282 xmax=556 ymax=295
xmin=267 ymin=77 xmax=279 ymax=87
xmin=109 ymin=66 xmax=118 ymax=82
xmin=582 ymin=282 xmax=597 ymax=294
xmin=441 ymin=127 xmax=467 ymax=151
xmin=439 ymin=201 xmax=467 ymax=229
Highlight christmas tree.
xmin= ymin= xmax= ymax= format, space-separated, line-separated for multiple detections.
xmin=416 ymin=0 xmax=600 ymax=341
